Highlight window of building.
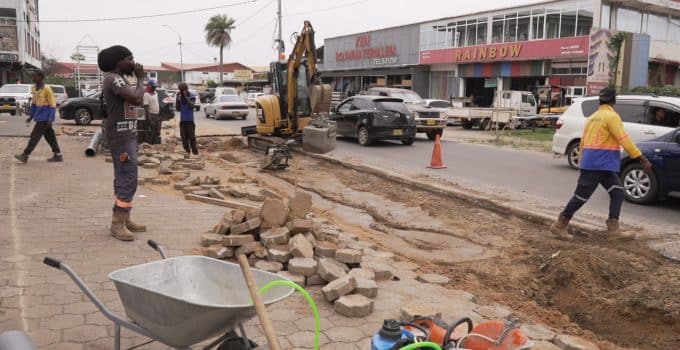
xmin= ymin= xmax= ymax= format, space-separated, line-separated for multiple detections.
xmin=645 ymin=13 xmax=668 ymax=41
xmin=546 ymin=10 xmax=561 ymax=39
xmin=560 ymin=7 xmax=577 ymax=37
xmin=455 ymin=21 xmax=466 ymax=47
xmin=517 ymin=12 xmax=530 ymax=41
xmin=672 ymin=17 xmax=680 ymax=43
xmin=0 ymin=8 xmax=17 ymax=17
xmin=601 ymin=4 xmax=611 ymax=29
xmin=492 ymin=16 xmax=504 ymax=43
xmin=617 ymin=7 xmax=642 ymax=33
xmin=531 ymin=10 xmax=545 ymax=40
xmin=576 ymin=9 xmax=593 ymax=36
xmin=465 ymin=20 xmax=476 ymax=46
xmin=504 ymin=13 xmax=517 ymax=42
xmin=476 ymin=20 xmax=487 ymax=45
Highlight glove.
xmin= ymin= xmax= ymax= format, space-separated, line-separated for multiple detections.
xmin=639 ymin=155 xmax=653 ymax=174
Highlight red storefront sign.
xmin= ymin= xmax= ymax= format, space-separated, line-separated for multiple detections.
xmin=420 ymin=36 xmax=589 ymax=64
xmin=336 ymin=34 xmax=398 ymax=62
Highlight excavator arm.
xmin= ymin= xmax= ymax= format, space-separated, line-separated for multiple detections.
xmin=286 ymin=20 xmax=317 ymax=118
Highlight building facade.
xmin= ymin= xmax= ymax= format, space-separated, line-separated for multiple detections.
xmin=320 ymin=0 xmax=680 ymax=105
xmin=0 ymin=0 xmax=41 ymax=85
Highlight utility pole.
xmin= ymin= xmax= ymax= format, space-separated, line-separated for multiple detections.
xmin=163 ymin=25 xmax=184 ymax=82
xmin=277 ymin=0 xmax=284 ymax=60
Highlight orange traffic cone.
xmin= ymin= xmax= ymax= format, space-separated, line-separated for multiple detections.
xmin=427 ymin=134 xmax=447 ymax=169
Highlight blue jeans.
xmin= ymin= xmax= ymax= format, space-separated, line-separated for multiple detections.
xmin=110 ymin=139 xmax=138 ymax=208
xmin=561 ymin=169 xmax=624 ymax=220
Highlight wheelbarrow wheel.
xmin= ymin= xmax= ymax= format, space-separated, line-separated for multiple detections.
xmin=217 ymin=337 xmax=258 ymax=350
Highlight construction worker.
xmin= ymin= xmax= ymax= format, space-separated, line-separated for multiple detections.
xmin=176 ymin=82 xmax=199 ymax=156
xmin=14 ymin=70 xmax=63 ymax=163
xmin=550 ymin=87 xmax=653 ymax=241
xmin=97 ymin=45 xmax=147 ymax=241
xmin=143 ymin=80 xmax=161 ymax=144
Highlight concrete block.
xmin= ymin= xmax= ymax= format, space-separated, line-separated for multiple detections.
xmin=230 ymin=218 xmax=261 ymax=235
xmin=151 ymin=178 xmax=170 ymax=185
xmin=314 ymin=241 xmax=337 ymax=258
xmin=278 ymin=271 xmax=305 ymax=286
xmin=260 ymin=199 xmax=289 ymax=227
xmin=289 ymin=234 xmax=314 ymax=258
xmin=288 ymin=191 xmax=312 ymax=219
xmin=335 ymin=249 xmax=363 ymax=264
xmin=355 ymin=278 xmax=378 ymax=298
xmin=246 ymin=192 xmax=267 ymax=202
xmin=267 ymin=245 xmax=292 ymax=263
xmin=260 ymin=227 xmax=291 ymax=248
xmin=200 ymin=233 xmax=223 ymax=247
xmin=182 ymin=185 xmax=202 ymax=194
xmin=287 ymin=219 xmax=313 ymax=234
xmin=192 ymin=190 xmax=210 ymax=196
xmin=158 ymin=161 xmax=173 ymax=174
xmin=209 ymin=188 xmax=225 ymax=199
xmin=317 ymin=258 xmax=348 ymax=282
xmin=348 ymin=268 xmax=375 ymax=281
xmin=207 ymin=245 xmax=233 ymax=259
xmin=254 ymin=260 xmax=283 ymax=273
xmin=305 ymin=274 xmax=326 ymax=286
xmin=361 ymin=261 xmax=393 ymax=280
xmin=416 ymin=273 xmax=450 ymax=285
xmin=235 ymin=242 xmax=264 ymax=257
xmin=186 ymin=175 xmax=201 ymax=185
xmin=229 ymin=176 xmax=246 ymax=184
xmin=321 ymin=275 xmax=357 ymax=302
xmin=288 ymin=258 xmax=318 ymax=276
xmin=334 ymin=294 xmax=373 ymax=318
xmin=521 ymin=324 xmax=556 ymax=342
xmin=222 ymin=234 xmax=255 ymax=247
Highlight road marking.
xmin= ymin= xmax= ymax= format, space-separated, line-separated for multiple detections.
xmin=9 ymin=158 xmax=28 ymax=331
xmin=0 ymin=120 xmax=8 ymax=124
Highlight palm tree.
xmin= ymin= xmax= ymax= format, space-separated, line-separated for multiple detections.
xmin=205 ymin=15 xmax=236 ymax=84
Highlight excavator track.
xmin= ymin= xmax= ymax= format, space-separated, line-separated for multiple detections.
xmin=247 ymin=134 xmax=284 ymax=153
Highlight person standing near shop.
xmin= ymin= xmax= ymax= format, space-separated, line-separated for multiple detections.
xmin=143 ymin=80 xmax=161 ymax=144
xmin=176 ymin=82 xmax=199 ymax=157
xmin=97 ymin=45 xmax=147 ymax=242
xmin=14 ymin=70 xmax=63 ymax=163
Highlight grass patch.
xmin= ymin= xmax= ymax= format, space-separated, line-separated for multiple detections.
xmin=504 ymin=128 xmax=555 ymax=142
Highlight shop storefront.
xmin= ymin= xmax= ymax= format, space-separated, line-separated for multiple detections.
xmin=319 ymin=24 xmax=429 ymax=97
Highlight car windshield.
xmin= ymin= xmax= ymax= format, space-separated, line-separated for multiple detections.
xmin=386 ymin=91 xmax=423 ymax=104
xmin=429 ymin=101 xmax=451 ymax=108
xmin=0 ymin=85 xmax=30 ymax=93
xmin=376 ymin=100 xmax=410 ymax=114
xmin=50 ymin=86 xmax=65 ymax=94
xmin=220 ymin=95 xmax=242 ymax=102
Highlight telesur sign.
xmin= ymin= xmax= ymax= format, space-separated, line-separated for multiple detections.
xmin=335 ymin=34 xmax=398 ymax=63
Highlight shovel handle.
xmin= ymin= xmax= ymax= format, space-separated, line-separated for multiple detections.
xmin=237 ymin=254 xmax=282 ymax=350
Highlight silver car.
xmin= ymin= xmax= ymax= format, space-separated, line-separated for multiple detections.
xmin=49 ymin=85 xmax=68 ymax=107
xmin=204 ymin=95 xmax=249 ymax=120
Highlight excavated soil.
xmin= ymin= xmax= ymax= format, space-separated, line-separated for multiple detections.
xmin=258 ymin=154 xmax=680 ymax=349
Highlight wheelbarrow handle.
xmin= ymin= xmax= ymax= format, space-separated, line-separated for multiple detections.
xmin=43 ymin=257 xmax=62 ymax=269
xmin=146 ymin=240 xmax=168 ymax=259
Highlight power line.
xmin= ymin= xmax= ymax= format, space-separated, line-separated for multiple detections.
xmin=239 ymin=0 xmax=276 ymax=26
xmin=33 ymin=0 xmax=257 ymax=23
xmin=285 ymin=0 xmax=372 ymax=17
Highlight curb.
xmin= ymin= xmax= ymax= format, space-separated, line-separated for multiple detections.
xmin=299 ymin=151 xmax=602 ymax=236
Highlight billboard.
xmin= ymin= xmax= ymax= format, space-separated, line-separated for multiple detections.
xmin=586 ymin=28 xmax=614 ymax=96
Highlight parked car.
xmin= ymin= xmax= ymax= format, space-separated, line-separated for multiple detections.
xmin=246 ymin=92 xmax=264 ymax=107
xmin=215 ymin=87 xmax=238 ymax=96
xmin=619 ymin=128 xmax=680 ymax=204
xmin=49 ymin=85 xmax=68 ymax=107
xmin=366 ymin=87 xmax=446 ymax=140
xmin=424 ymin=99 xmax=458 ymax=126
xmin=199 ymin=88 xmax=215 ymax=103
xmin=203 ymin=94 xmax=249 ymax=120
xmin=0 ymin=83 xmax=32 ymax=115
xmin=552 ymin=95 xmax=680 ymax=169
xmin=329 ymin=95 xmax=416 ymax=146
xmin=156 ymin=88 xmax=175 ymax=109
xmin=188 ymin=90 xmax=201 ymax=111
xmin=59 ymin=92 xmax=105 ymax=125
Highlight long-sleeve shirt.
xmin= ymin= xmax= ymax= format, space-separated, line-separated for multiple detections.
xmin=579 ymin=104 xmax=642 ymax=172
xmin=31 ymin=84 xmax=56 ymax=123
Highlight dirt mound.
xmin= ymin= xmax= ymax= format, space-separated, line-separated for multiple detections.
xmin=204 ymin=137 xmax=248 ymax=153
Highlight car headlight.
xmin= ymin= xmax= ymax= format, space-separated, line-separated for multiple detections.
xmin=412 ymin=111 xmax=419 ymax=119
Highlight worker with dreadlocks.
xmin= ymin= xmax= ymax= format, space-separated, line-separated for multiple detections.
xmin=550 ymin=87 xmax=653 ymax=241
xmin=97 ymin=45 xmax=147 ymax=241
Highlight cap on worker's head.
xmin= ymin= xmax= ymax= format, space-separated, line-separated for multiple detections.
xmin=97 ymin=45 xmax=132 ymax=72
xmin=147 ymin=80 xmax=156 ymax=88
xmin=599 ymin=86 xmax=617 ymax=105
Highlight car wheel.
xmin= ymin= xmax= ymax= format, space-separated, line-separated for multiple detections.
xmin=479 ymin=118 xmax=491 ymax=130
xmin=401 ymin=138 xmax=414 ymax=145
xmin=426 ymin=129 xmax=443 ymax=141
xmin=75 ymin=108 xmax=92 ymax=125
xmin=462 ymin=121 xmax=473 ymax=130
xmin=357 ymin=126 xmax=372 ymax=146
xmin=566 ymin=141 xmax=580 ymax=170
xmin=9 ymin=110 xmax=16 ymax=116
xmin=622 ymin=163 xmax=659 ymax=204
xmin=205 ymin=108 xmax=210 ymax=117
xmin=242 ymin=115 xmax=247 ymax=120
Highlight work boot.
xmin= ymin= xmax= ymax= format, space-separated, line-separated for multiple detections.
xmin=125 ymin=211 xmax=147 ymax=233
xmin=605 ymin=219 xmax=635 ymax=241
xmin=549 ymin=215 xmax=574 ymax=240
xmin=14 ymin=153 xmax=28 ymax=163
xmin=110 ymin=208 xmax=134 ymax=241
xmin=47 ymin=153 xmax=63 ymax=162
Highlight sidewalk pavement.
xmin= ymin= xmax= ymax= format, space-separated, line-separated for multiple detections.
xmin=0 ymin=113 xmax=30 ymax=137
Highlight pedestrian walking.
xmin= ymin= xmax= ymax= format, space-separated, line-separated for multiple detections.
xmin=549 ymin=87 xmax=653 ymax=241
xmin=14 ymin=70 xmax=63 ymax=163
xmin=97 ymin=45 xmax=147 ymax=242
xmin=143 ymin=80 xmax=161 ymax=144
xmin=176 ymin=82 xmax=199 ymax=156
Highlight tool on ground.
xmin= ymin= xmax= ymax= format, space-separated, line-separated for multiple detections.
xmin=427 ymin=134 xmax=447 ymax=169
xmin=261 ymin=139 xmax=296 ymax=170
xmin=85 ymin=129 xmax=103 ymax=157
xmin=237 ymin=254 xmax=282 ymax=350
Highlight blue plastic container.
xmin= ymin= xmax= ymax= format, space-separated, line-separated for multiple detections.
xmin=371 ymin=320 xmax=413 ymax=350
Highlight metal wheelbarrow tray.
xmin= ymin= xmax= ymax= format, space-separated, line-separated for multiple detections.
xmin=44 ymin=241 xmax=293 ymax=349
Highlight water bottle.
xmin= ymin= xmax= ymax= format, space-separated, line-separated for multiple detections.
xmin=371 ymin=319 xmax=407 ymax=350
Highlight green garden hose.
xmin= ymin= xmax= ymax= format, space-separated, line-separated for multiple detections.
xmin=258 ymin=280 xmax=321 ymax=350
xmin=398 ymin=342 xmax=442 ymax=350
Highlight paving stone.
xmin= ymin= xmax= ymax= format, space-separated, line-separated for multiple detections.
xmin=278 ymin=271 xmax=305 ymax=286
xmin=260 ymin=198 xmax=289 ymax=227
xmin=192 ymin=190 xmax=211 ymax=196
xmin=261 ymin=188 xmax=283 ymax=199
xmin=137 ymin=155 xmax=148 ymax=164
xmin=186 ymin=175 xmax=201 ymax=185
xmin=207 ymin=245 xmax=234 ymax=259
xmin=235 ymin=242 xmax=264 ymax=257
xmin=324 ymin=325 xmax=366 ymax=343
xmin=62 ymin=324 xmax=108 ymax=342
xmin=339 ymin=231 xmax=359 ymax=241
xmin=355 ymin=278 xmax=378 ymax=298
xmin=521 ymin=324 xmax=557 ymax=342
xmin=260 ymin=227 xmax=291 ymax=248
xmin=288 ymin=258 xmax=318 ymax=276
xmin=222 ymin=234 xmax=255 ymax=247
xmin=147 ymin=157 xmax=161 ymax=165
xmin=311 ymin=222 xmax=327 ymax=241
xmin=305 ymin=274 xmax=326 ymax=286
xmin=416 ymin=273 xmax=450 ymax=285
xmin=246 ymin=192 xmax=267 ymax=202
xmin=321 ymin=275 xmax=357 ymax=302
xmin=287 ymin=218 xmax=313 ymax=234
xmin=182 ymin=185 xmax=202 ymax=193
xmin=322 ymin=228 xmax=341 ymax=243
xmin=201 ymin=184 xmax=220 ymax=189
xmin=229 ymin=176 xmax=246 ymax=183
xmin=158 ymin=161 xmax=173 ymax=174
xmin=335 ymin=249 xmax=363 ymax=264
xmin=222 ymin=208 xmax=247 ymax=226
xmin=533 ymin=341 xmax=562 ymax=350
xmin=230 ymin=218 xmax=261 ymax=235
xmin=314 ymin=241 xmax=337 ymax=258
xmin=289 ymin=234 xmax=314 ymax=258
xmin=361 ymin=261 xmax=393 ymax=280
xmin=255 ymin=260 xmax=284 ymax=273
xmin=201 ymin=233 xmax=224 ymax=247
xmin=209 ymin=188 xmax=225 ymax=199
xmin=334 ymin=294 xmax=374 ymax=317
xmin=288 ymin=191 xmax=312 ymax=219
xmin=554 ymin=335 xmax=599 ymax=350
xmin=392 ymin=261 xmax=419 ymax=271
xmin=208 ymin=176 xmax=221 ymax=185
xmin=151 ymin=178 xmax=170 ymax=185
xmin=400 ymin=302 xmax=439 ymax=320
xmin=171 ymin=172 xmax=190 ymax=182
xmin=227 ymin=187 xmax=249 ymax=198
xmin=186 ymin=162 xmax=205 ymax=170
xmin=174 ymin=182 xmax=190 ymax=190
xmin=138 ymin=177 xmax=146 ymax=185
xmin=287 ymin=330 xmax=330 ymax=348
xmin=348 ymin=268 xmax=376 ymax=281
xmin=267 ymin=246 xmax=292 ymax=263
xmin=475 ymin=304 xmax=513 ymax=320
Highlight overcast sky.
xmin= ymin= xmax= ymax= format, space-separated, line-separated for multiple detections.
xmin=39 ymin=0 xmax=542 ymax=68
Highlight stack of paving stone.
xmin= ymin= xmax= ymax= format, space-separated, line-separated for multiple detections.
xmin=197 ymin=191 xmax=389 ymax=317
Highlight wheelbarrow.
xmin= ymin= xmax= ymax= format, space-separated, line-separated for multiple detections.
xmin=43 ymin=240 xmax=294 ymax=350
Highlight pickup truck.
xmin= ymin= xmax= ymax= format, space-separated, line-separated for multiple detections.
xmin=367 ymin=87 xmax=446 ymax=140
xmin=0 ymin=84 xmax=33 ymax=115
xmin=447 ymin=90 xmax=537 ymax=130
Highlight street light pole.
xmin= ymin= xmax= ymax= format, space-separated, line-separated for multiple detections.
xmin=163 ymin=25 xmax=184 ymax=82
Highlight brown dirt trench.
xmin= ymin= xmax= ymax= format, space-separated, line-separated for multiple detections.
xmin=228 ymin=148 xmax=680 ymax=350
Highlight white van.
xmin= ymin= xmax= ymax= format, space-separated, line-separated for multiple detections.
xmin=552 ymin=94 xmax=680 ymax=169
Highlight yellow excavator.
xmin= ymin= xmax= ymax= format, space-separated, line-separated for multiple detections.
xmin=242 ymin=20 xmax=333 ymax=158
